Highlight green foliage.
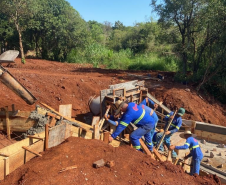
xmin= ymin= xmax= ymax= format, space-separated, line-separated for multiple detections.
xmin=128 ymin=53 xmax=178 ymax=71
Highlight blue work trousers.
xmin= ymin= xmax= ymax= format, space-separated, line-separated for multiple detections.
xmin=130 ymin=124 xmax=154 ymax=151
xmin=156 ymin=132 xmax=177 ymax=157
xmin=191 ymin=158 xmax=202 ymax=175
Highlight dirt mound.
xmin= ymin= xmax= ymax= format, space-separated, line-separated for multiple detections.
xmin=0 ymin=137 xmax=221 ymax=185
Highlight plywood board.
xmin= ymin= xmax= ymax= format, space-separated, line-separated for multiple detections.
xmin=59 ymin=104 xmax=72 ymax=118
xmin=48 ymin=123 xmax=72 ymax=148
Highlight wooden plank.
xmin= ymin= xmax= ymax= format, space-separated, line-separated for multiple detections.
xmin=153 ymin=148 xmax=164 ymax=162
xmin=93 ymin=117 xmax=100 ymax=140
xmin=22 ymin=146 xmax=42 ymax=157
xmin=0 ymin=132 xmax=45 ymax=160
xmin=0 ymin=117 xmax=35 ymax=132
xmin=49 ymin=117 xmax=57 ymax=127
xmin=40 ymin=102 xmax=92 ymax=130
xmin=0 ymin=159 xmax=4 ymax=179
xmin=45 ymin=124 xmax=49 ymax=150
xmin=4 ymin=157 xmax=9 ymax=178
xmin=46 ymin=112 xmax=61 ymax=119
xmin=0 ymin=140 xmax=44 ymax=180
xmin=92 ymin=116 xmax=100 ymax=126
xmin=27 ymin=135 xmax=44 ymax=141
xmin=59 ymin=104 xmax=72 ymax=118
xmin=140 ymin=139 xmax=154 ymax=159
xmin=147 ymin=93 xmax=171 ymax=114
xmin=5 ymin=106 xmax=11 ymax=139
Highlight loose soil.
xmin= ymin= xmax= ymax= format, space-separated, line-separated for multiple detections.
xmin=0 ymin=137 xmax=222 ymax=185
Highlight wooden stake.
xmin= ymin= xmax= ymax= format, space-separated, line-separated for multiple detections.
xmin=45 ymin=124 xmax=49 ymax=150
xmin=5 ymin=106 xmax=11 ymax=139
xmin=4 ymin=157 xmax=9 ymax=178
xmin=22 ymin=146 xmax=42 ymax=157
xmin=0 ymin=153 xmax=9 ymax=157
xmin=156 ymin=110 xmax=177 ymax=150
xmin=167 ymin=150 xmax=172 ymax=162
xmin=103 ymin=132 xmax=110 ymax=144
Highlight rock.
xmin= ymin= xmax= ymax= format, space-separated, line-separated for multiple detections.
xmin=218 ymin=144 xmax=225 ymax=148
xmin=205 ymin=158 xmax=211 ymax=163
xmin=217 ymin=164 xmax=223 ymax=168
xmin=93 ymin=159 xmax=105 ymax=168
xmin=219 ymin=152 xmax=222 ymax=156
xmin=212 ymin=148 xmax=217 ymax=152
xmin=201 ymin=140 xmax=206 ymax=144
xmin=206 ymin=150 xmax=209 ymax=153
xmin=210 ymin=152 xmax=214 ymax=158
xmin=105 ymin=160 xmax=115 ymax=168
xmin=185 ymin=88 xmax=190 ymax=92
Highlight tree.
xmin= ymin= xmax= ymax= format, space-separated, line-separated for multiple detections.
xmin=151 ymin=0 xmax=206 ymax=76
xmin=0 ymin=0 xmax=38 ymax=63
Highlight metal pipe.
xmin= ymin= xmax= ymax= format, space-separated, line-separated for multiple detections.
xmin=0 ymin=66 xmax=37 ymax=105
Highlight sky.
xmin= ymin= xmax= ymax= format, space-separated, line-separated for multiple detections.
xmin=67 ymin=0 xmax=156 ymax=26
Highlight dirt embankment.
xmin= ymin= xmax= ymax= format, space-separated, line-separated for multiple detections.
xmin=0 ymin=137 xmax=221 ymax=185
xmin=0 ymin=58 xmax=225 ymax=126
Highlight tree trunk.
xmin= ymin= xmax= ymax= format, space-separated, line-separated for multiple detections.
xmin=18 ymin=29 xmax=25 ymax=64
xmin=14 ymin=19 xmax=26 ymax=64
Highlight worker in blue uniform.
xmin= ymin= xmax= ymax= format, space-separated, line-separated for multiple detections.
xmin=109 ymin=100 xmax=155 ymax=151
xmin=138 ymin=97 xmax=160 ymax=151
xmin=170 ymin=131 xmax=203 ymax=176
xmin=156 ymin=107 xmax=185 ymax=158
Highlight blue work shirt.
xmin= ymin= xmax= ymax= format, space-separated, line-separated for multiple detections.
xmin=139 ymin=99 xmax=158 ymax=125
xmin=164 ymin=111 xmax=182 ymax=134
xmin=175 ymin=136 xmax=203 ymax=160
xmin=111 ymin=102 xmax=155 ymax=139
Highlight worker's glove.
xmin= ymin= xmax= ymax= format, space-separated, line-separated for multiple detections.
xmin=165 ymin=131 xmax=171 ymax=135
xmin=159 ymin=129 xmax=164 ymax=133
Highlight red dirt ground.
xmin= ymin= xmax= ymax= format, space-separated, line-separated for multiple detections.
xmin=1 ymin=58 xmax=225 ymax=125
xmin=0 ymin=137 xmax=222 ymax=185
xmin=0 ymin=58 xmax=226 ymax=149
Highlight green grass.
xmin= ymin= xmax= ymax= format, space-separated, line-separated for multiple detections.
xmin=66 ymin=45 xmax=179 ymax=71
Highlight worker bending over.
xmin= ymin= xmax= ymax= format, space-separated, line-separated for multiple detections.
xmin=156 ymin=107 xmax=185 ymax=158
xmin=109 ymin=100 xmax=155 ymax=152
xmin=170 ymin=131 xmax=203 ymax=176
xmin=138 ymin=97 xmax=160 ymax=151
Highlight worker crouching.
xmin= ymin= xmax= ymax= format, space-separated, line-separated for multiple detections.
xmin=109 ymin=100 xmax=155 ymax=152
xmin=170 ymin=131 xmax=203 ymax=176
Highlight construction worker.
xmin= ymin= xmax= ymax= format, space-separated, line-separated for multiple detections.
xmin=138 ymin=97 xmax=161 ymax=151
xmin=156 ymin=107 xmax=185 ymax=158
xmin=170 ymin=131 xmax=203 ymax=176
xmin=109 ymin=100 xmax=155 ymax=151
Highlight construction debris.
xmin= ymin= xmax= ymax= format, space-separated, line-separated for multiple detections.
xmin=201 ymin=139 xmax=206 ymax=144
xmin=105 ymin=160 xmax=115 ymax=168
xmin=210 ymin=152 xmax=215 ymax=158
xmin=59 ymin=165 xmax=77 ymax=173
xmin=217 ymin=164 xmax=223 ymax=168
xmin=93 ymin=159 xmax=105 ymax=168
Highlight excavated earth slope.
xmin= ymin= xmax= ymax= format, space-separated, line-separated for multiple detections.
xmin=0 ymin=58 xmax=226 ymax=149
xmin=0 ymin=137 xmax=222 ymax=185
